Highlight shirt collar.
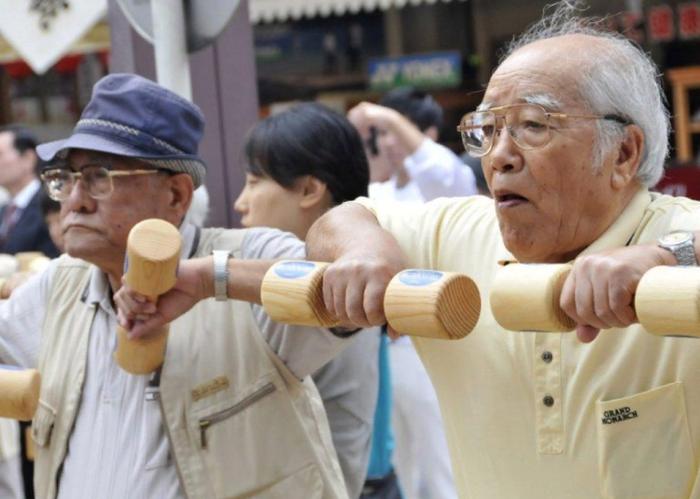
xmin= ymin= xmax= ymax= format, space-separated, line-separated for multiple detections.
xmin=578 ymin=188 xmax=651 ymax=256
xmin=12 ymin=179 xmax=40 ymax=209
xmin=81 ymin=221 xmax=198 ymax=307
xmin=497 ymin=188 xmax=651 ymax=266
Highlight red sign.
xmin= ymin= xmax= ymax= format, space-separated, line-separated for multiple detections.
xmin=678 ymin=3 xmax=700 ymax=39
xmin=648 ymin=5 xmax=675 ymax=42
xmin=655 ymin=166 xmax=700 ymax=200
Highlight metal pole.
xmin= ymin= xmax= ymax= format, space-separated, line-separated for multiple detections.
xmin=151 ymin=0 xmax=192 ymax=100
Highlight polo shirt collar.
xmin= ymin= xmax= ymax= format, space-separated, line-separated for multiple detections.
xmin=578 ymin=188 xmax=651 ymax=256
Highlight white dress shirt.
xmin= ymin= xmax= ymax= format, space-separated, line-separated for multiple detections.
xmin=368 ymin=138 xmax=477 ymax=203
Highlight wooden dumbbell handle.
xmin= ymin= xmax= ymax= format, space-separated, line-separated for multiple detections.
xmin=490 ymin=263 xmax=575 ymax=332
xmin=261 ymin=261 xmax=481 ymax=340
xmin=492 ymin=263 xmax=700 ymax=338
xmin=115 ymin=219 xmax=181 ymax=375
xmin=636 ymin=266 xmax=700 ymax=338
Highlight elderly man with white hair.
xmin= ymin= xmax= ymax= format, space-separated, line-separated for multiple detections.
xmin=304 ymin=2 xmax=700 ymax=498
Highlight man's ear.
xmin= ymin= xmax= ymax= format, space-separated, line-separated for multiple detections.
xmin=298 ymin=176 xmax=330 ymax=210
xmin=611 ymin=124 xmax=644 ymax=190
xmin=167 ymin=173 xmax=194 ymax=223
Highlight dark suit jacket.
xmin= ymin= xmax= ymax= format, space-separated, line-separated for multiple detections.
xmin=0 ymin=189 xmax=59 ymax=257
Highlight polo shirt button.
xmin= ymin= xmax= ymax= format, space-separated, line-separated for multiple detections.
xmin=541 ymin=351 xmax=553 ymax=363
xmin=543 ymin=395 xmax=555 ymax=407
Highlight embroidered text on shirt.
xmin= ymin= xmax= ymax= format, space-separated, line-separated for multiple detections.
xmin=601 ymin=406 xmax=638 ymax=425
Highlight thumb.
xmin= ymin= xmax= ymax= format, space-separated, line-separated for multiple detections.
xmin=576 ymin=324 xmax=600 ymax=343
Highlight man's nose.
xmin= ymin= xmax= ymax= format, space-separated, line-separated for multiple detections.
xmin=62 ymin=177 xmax=96 ymax=212
xmin=486 ymin=124 xmax=524 ymax=174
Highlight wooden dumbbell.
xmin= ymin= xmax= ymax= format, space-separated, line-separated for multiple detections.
xmin=490 ymin=263 xmax=576 ymax=332
xmin=0 ymin=367 xmax=40 ymax=421
xmin=491 ymin=263 xmax=700 ymax=337
xmin=635 ymin=266 xmax=700 ymax=337
xmin=115 ymin=219 xmax=182 ymax=374
xmin=261 ymin=261 xmax=481 ymax=340
xmin=15 ymin=252 xmax=49 ymax=273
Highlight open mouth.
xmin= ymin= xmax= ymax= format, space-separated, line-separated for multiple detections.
xmin=495 ymin=190 xmax=529 ymax=207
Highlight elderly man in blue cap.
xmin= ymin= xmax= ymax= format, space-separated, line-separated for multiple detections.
xmin=0 ymin=73 xmax=351 ymax=499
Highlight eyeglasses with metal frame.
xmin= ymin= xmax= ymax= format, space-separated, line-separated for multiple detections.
xmin=41 ymin=162 xmax=162 ymax=202
xmin=457 ymin=103 xmax=631 ymax=157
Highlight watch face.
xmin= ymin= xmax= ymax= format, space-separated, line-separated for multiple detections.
xmin=660 ymin=231 xmax=693 ymax=246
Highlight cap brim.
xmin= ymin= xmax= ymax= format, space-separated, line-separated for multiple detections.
xmin=37 ymin=132 xmax=206 ymax=188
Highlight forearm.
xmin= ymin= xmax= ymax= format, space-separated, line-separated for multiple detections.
xmin=193 ymin=256 xmax=275 ymax=305
xmin=306 ymin=201 xmax=404 ymax=262
xmin=383 ymin=109 xmax=425 ymax=156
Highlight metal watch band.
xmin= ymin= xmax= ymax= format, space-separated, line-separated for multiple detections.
xmin=659 ymin=232 xmax=698 ymax=266
xmin=212 ymin=250 xmax=231 ymax=301
xmin=673 ymin=241 xmax=698 ymax=266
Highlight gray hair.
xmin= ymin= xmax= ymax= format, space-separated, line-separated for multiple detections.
xmin=502 ymin=0 xmax=668 ymax=187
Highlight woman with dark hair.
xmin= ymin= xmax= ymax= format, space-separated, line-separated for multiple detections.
xmin=235 ymin=102 xmax=381 ymax=499
xmin=236 ymin=102 xmax=369 ymax=238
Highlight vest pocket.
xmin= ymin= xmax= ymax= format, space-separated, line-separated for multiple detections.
xmin=596 ymin=382 xmax=696 ymax=499
xmin=198 ymin=382 xmax=276 ymax=449
xmin=190 ymin=377 xmax=323 ymax=498
xmin=31 ymin=400 xmax=56 ymax=448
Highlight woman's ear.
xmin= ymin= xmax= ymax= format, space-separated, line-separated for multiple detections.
xmin=611 ymin=124 xmax=643 ymax=190
xmin=298 ymin=175 xmax=331 ymax=210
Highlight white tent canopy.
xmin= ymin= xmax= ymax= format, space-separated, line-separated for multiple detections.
xmin=250 ymin=0 xmax=462 ymax=23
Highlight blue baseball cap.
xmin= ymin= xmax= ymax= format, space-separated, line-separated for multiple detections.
xmin=37 ymin=73 xmax=207 ymax=188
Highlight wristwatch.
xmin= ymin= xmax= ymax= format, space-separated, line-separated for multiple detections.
xmin=212 ymin=250 xmax=232 ymax=301
xmin=657 ymin=231 xmax=698 ymax=266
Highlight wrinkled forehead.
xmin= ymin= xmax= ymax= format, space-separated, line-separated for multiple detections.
xmin=481 ymin=37 xmax=596 ymax=111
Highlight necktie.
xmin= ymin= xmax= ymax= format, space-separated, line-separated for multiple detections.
xmin=0 ymin=203 xmax=18 ymax=245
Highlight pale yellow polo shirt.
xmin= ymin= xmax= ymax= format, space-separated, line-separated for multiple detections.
xmin=357 ymin=189 xmax=700 ymax=499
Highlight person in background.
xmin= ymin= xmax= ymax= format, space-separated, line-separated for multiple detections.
xmin=348 ymin=88 xmax=473 ymax=499
xmin=349 ymin=87 xmax=476 ymax=203
xmin=234 ymin=102 xmax=380 ymax=499
xmin=0 ymin=126 xmax=59 ymax=258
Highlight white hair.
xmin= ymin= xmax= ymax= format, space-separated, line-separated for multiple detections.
xmin=502 ymin=0 xmax=669 ymax=187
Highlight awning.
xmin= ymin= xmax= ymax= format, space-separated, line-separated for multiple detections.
xmin=250 ymin=0 xmax=462 ymax=24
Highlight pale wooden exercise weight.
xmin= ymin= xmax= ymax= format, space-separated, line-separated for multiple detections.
xmin=115 ymin=219 xmax=182 ymax=374
xmin=635 ymin=266 xmax=700 ymax=337
xmin=261 ymin=261 xmax=339 ymax=327
xmin=491 ymin=263 xmax=700 ymax=337
xmin=490 ymin=263 xmax=576 ymax=332
xmin=0 ymin=367 xmax=40 ymax=421
xmin=261 ymin=261 xmax=481 ymax=340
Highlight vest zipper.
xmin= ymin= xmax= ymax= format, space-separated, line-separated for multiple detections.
xmin=199 ymin=382 xmax=276 ymax=449
xmin=157 ymin=390 xmax=190 ymax=499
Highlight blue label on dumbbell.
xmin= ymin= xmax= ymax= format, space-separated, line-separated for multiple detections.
xmin=274 ymin=261 xmax=316 ymax=279
xmin=398 ymin=269 xmax=443 ymax=286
